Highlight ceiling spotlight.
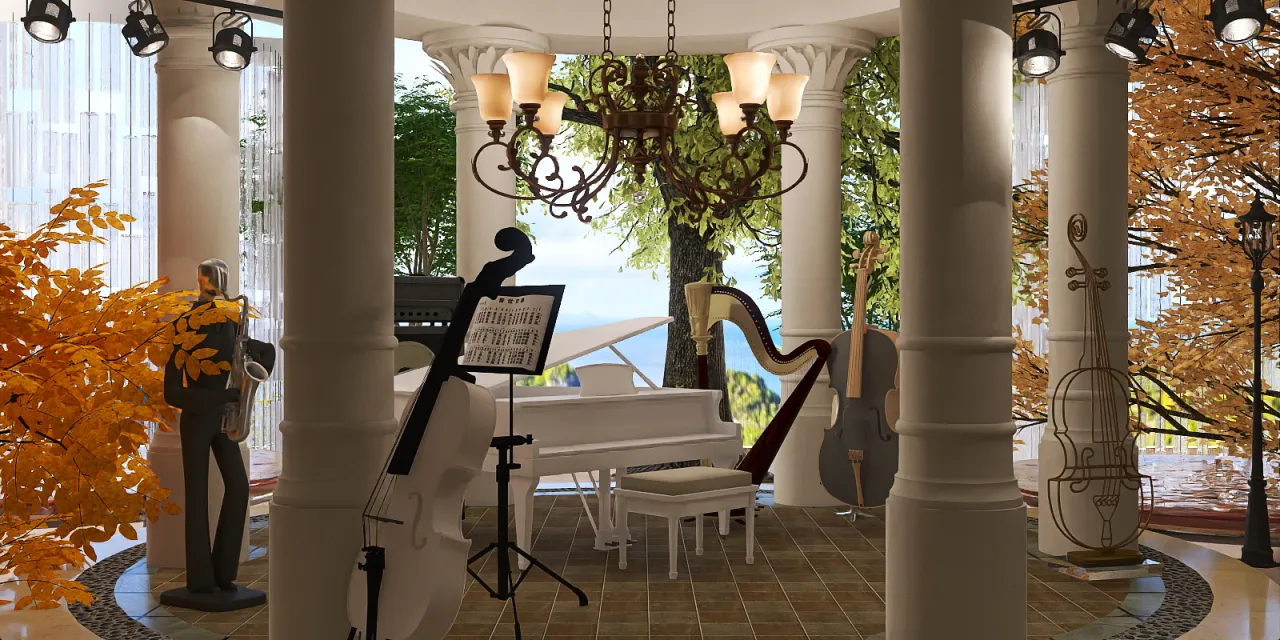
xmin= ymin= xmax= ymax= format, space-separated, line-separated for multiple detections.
xmin=121 ymin=0 xmax=168 ymax=57
xmin=1208 ymin=0 xmax=1268 ymax=45
xmin=22 ymin=0 xmax=75 ymax=44
xmin=1105 ymin=7 xmax=1161 ymax=63
xmin=210 ymin=11 xmax=256 ymax=71
xmin=1014 ymin=11 xmax=1065 ymax=78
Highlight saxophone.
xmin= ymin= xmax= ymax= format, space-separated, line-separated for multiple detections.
xmin=222 ymin=294 xmax=270 ymax=442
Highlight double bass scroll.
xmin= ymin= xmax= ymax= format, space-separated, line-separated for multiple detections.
xmin=686 ymin=282 xmax=831 ymax=486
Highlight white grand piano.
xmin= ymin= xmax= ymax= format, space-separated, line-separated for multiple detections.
xmin=393 ymin=317 xmax=742 ymax=567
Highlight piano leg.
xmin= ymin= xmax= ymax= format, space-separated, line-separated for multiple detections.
xmin=513 ymin=474 xmax=538 ymax=571
xmin=595 ymin=468 xmax=615 ymax=551
xmin=614 ymin=468 xmax=632 ymax=543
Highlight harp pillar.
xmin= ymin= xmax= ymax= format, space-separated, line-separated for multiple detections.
xmin=423 ymin=26 xmax=550 ymax=283
xmin=889 ymin=0 xmax=1026 ymax=638
xmin=1038 ymin=0 xmax=1138 ymax=557
xmin=749 ymin=25 xmax=875 ymax=506
xmin=271 ymin=0 xmax=398 ymax=637
xmin=147 ymin=0 xmax=250 ymax=572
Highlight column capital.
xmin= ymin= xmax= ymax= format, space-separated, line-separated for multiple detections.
xmin=151 ymin=0 xmax=240 ymax=72
xmin=1052 ymin=0 xmax=1121 ymax=49
xmin=748 ymin=25 xmax=876 ymax=97
xmin=422 ymin=26 xmax=550 ymax=107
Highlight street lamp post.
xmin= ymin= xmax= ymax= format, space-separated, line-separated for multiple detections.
xmin=1236 ymin=193 xmax=1279 ymax=569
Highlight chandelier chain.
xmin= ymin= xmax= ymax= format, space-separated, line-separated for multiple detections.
xmin=602 ymin=0 xmax=613 ymax=57
xmin=667 ymin=0 xmax=677 ymax=58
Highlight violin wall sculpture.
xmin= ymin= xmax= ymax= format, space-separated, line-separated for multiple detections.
xmin=1042 ymin=214 xmax=1152 ymax=565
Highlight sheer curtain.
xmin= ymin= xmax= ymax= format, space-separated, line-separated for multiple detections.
xmin=1 ymin=19 xmax=285 ymax=451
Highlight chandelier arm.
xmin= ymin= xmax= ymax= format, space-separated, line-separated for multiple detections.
xmin=471 ymin=138 xmax=542 ymax=203
xmin=568 ymin=140 xmax=626 ymax=222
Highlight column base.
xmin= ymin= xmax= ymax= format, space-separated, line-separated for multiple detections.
xmin=146 ymin=439 xmax=252 ymax=569
xmin=770 ymin=415 xmax=842 ymax=507
xmin=887 ymin=496 xmax=1026 ymax=640
xmin=268 ymin=501 xmax=363 ymax=640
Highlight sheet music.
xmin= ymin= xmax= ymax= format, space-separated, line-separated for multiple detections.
xmin=462 ymin=294 xmax=556 ymax=371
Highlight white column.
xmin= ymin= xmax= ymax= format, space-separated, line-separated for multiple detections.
xmin=147 ymin=0 xmax=249 ymax=570
xmin=269 ymin=0 xmax=397 ymax=637
xmin=749 ymin=26 xmax=875 ymax=507
xmin=1038 ymin=1 xmax=1136 ymax=556
xmin=423 ymin=27 xmax=549 ymax=281
xmin=888 ymin=1 xmax=1025 ymax=638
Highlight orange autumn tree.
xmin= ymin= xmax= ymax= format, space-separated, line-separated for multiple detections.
xmin=1013 ymin=0 xmax=1280 ymax=454
xmin=0 ymin=182 xmax=234 ymax=608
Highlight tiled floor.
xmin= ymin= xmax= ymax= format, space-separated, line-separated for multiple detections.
xmin=118 ymin=517 xmax=271 ymax=639
xmin=451 ymin=495 xmax=1125 ymax=640
xmin=117 ymin=496 xmax=1134 ymax=639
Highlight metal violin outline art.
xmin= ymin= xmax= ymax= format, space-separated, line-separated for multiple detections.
xmin=820 ymin=231 xmax=901 ymax=510
xmin=1046 ymin=214 xmax=1153 ymax=562
xmin=347 ymin=228 xmax=535 ymax=640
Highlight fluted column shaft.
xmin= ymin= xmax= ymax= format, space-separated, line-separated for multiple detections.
xmin=269 ymin=0 xmax=398 ymax=637
xmin=750 ymin=26 xmax=875 ymax=506
xmin=147 ymin=0 xmax=249 ymax=570
xmin=888 ymin=1 xmax=1026 ymax=638
xmin=424 ymin=27 xmax=549 ymax=281
xmin=1039 ymin=1 xmax=1136 ymax=556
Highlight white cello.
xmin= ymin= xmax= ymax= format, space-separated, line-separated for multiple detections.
xmin=347 ymin=228 xmax=535 ymax=640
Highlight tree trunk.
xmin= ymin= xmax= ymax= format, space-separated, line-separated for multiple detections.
xmin=665 ymin=211 xmax=731 ymax=422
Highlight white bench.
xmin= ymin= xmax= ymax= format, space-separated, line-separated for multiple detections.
xmin=615 ymin=466 xmax=757 ymax=579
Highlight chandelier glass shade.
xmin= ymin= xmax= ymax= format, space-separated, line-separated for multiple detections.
xmin=469 ymin=0 xmax=810 ymax=223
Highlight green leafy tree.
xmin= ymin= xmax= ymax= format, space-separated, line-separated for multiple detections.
xmin=394 ymin=76 xmax=457 ymax=276
xmin=726 ymin=370 xmax=781 ymax=446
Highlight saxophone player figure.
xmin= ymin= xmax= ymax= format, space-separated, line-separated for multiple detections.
xmin=159 ymin=259 xmax=275 ymax=611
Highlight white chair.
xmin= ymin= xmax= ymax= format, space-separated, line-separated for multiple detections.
xmin=615 ymin=466 xmax=757 ymax=579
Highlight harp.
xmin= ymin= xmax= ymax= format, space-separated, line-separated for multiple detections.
xmin=686 ymin=282 xmax=832 ymax=485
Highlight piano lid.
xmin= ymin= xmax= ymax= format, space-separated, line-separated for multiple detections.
xmin=393 ymin=316 xmax=673 ymax=393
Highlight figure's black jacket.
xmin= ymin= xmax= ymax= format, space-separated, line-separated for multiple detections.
xmin=164 ymin=301 xmax=276 ymax=415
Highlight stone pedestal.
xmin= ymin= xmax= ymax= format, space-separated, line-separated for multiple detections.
xmin=1038 ymin=0 xmax=1138 ymax=557
xmin=147 ymin=0 xmax=249 ymax=571
xmin=887 ymin=1 xmax=1027 ymax=638
xmin=749 ymin=26 xmax=875 ymax=506
xmin=423 ymin=26 xmax=549 ymax=283
xmin=269 ymin=0 xmax=399 ymax=638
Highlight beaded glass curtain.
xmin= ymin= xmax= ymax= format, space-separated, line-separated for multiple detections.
xmin=1012 ymin=78 xmax=1050 ymax=461
xmin=0 ymin=19 xmax=286 ymax=451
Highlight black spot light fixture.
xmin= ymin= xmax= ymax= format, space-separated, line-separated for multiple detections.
xmin=1209 ymin=0 xmax=1269 ymax=45
xmin=22 ymin=0 xmax=75 ymax=44
xmin=1014 ymin=10 xmax=1065 ymax=78
xmin=121 ymin=0 xmax=168 ymax=57
xmin=1105 ymin=5 xmax=1161 ymax=63
xmin=209 ymin=10 xmax=256 ymax=71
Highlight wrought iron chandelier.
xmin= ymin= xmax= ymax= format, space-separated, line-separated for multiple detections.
xmin=469 ymin=0 xmax=810 ymax=223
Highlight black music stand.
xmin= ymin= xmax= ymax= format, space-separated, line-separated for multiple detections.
xmin=459 ymin=286 xmax=585 ymax=640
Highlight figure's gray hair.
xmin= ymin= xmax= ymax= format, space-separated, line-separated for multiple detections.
xmin=198 ymin=258 xmax=230 ymax=296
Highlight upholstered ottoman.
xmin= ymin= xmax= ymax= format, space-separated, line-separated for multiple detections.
xmin=615 ymin=466 xmax=757 ymax=579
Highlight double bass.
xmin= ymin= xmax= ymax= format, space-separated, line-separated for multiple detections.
xmin=821 ymin=232 xmax=901 ymax=510
xmin=347 ymin=228 xmax=535 ymax=640
xmin=685 ymin=282 xmax=831 ymax=486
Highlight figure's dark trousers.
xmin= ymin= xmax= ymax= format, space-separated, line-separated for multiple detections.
xmin=180 ymin=414 xmax=249 ymax=590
